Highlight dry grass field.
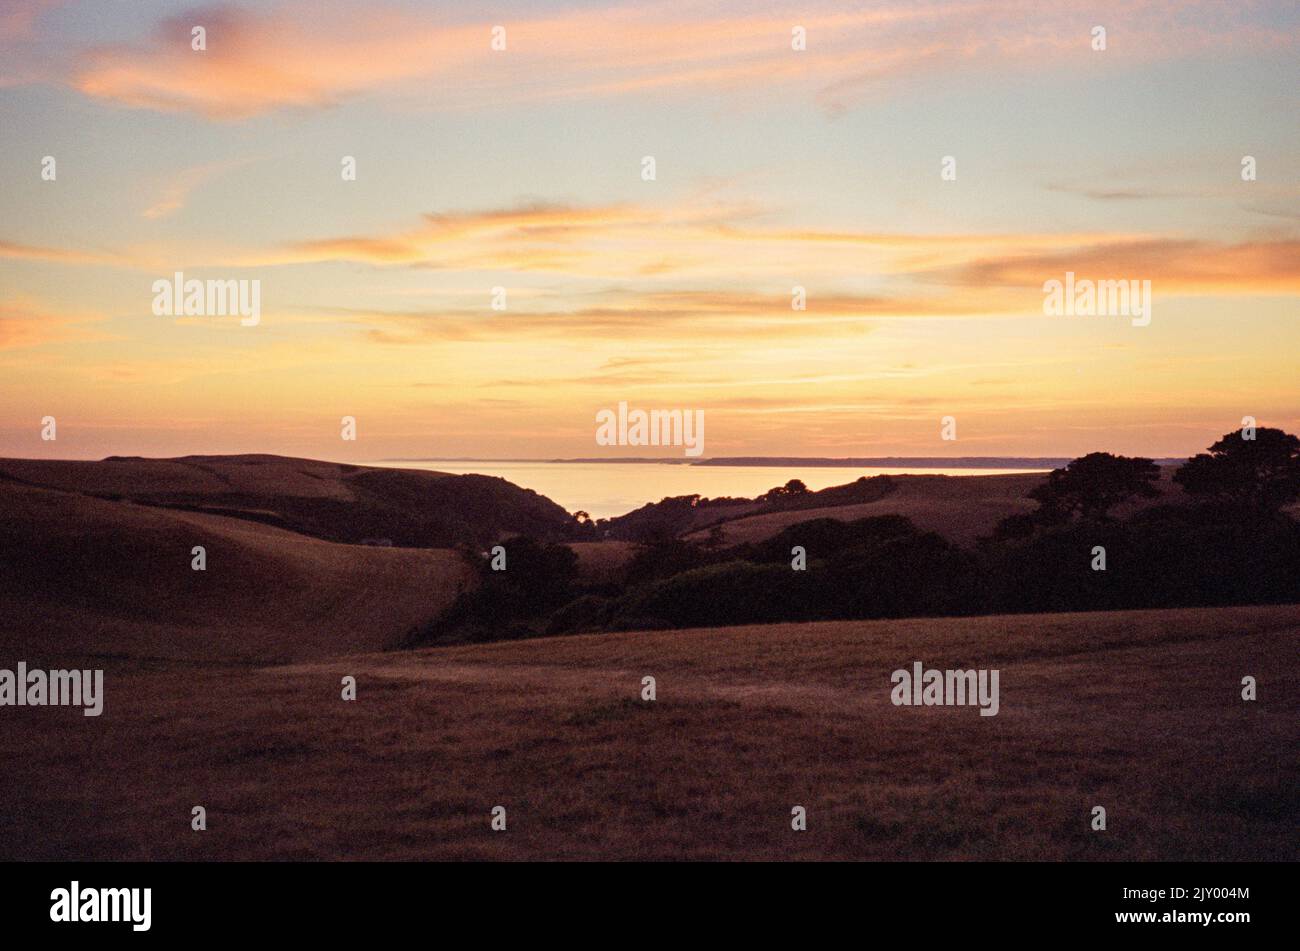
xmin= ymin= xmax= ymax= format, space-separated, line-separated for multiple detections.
xmin=685 ymin=472 xmax=1045 ymax=547
xmin=0 ymin=479 xmax=472 ymax=663
xmin=2 ymin=603 xmax=1294 ymax=861
xmin=0 ymin=454 xmax=378 ymax=500
xmin=1 ymin=456 xmax=1293 ymax=862
xmin=0 ymin=454 xmax=575 ymax=549
xmin=567 ymin=540 xmax=642 ymax=584
xmin=684 ymin=468 xmax=1190 ymax=548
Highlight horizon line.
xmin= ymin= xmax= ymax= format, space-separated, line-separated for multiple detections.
xmin=377 ymin=455 xmax=1190 ymax=467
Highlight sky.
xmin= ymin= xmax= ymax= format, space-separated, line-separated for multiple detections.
xmin=1 ymin=0 xmax=1297 ymax=462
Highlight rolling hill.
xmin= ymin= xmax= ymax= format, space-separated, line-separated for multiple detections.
xmin=0 ymin=454 xmax=580 ymax=664
xmin=0 ymin=479 xmax=473 ymax=664
xmin=1 ymin=603 xmax=1293 ymax=860
xmin=682 ymin=468 xmax=1188 ymax=548
xmin=0 ymin=454 xmax=576 ymax=548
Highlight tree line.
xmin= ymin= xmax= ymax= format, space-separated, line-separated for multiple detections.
xmin=410 ymin=428 xmax=1300 ymax=644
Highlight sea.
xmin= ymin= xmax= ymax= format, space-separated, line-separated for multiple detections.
xmin=371 ymin=461 xmax=1047 ymax=520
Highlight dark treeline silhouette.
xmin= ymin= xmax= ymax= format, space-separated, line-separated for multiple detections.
xmin=581 ymin=474 xmax=896 ymax=543
xmin=411 ymin=428 xmax=1300 ymax=645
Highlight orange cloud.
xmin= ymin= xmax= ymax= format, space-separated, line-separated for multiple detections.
xmin=277 ymin=203 xmax=710 ymax=270
xmin=266 ymin=201 xmax=1148 ymax=281
xmin=0 ymin=300 xmax=106 ymax=351
xmin=266 ymin=201 xmax=1300 ymax=304
xmin=65 ymin=1 xmax=1296 ymax=119
xmin=74 ymin=4 xmax=454 ymax=119
xmin=0 ymin=240 xmax=116 ymax=265
xmin=7 ymin=194 xmax=1295 ymax=322
xmin=948 ymin=238 xmax=1300 ymax=294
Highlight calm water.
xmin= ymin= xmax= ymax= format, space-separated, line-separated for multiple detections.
xmin=373 ymin=462 xmax=1046 ymax=520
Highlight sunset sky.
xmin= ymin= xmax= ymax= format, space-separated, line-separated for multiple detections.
xmin=1 ymin=0 xmax=1297 ymax=461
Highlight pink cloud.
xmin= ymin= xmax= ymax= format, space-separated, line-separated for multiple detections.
xmin=61 ymin=1 xmax=1297 ymax=119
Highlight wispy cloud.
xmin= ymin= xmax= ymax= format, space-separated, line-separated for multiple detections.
xmin=0 ymin=299 xmax=107 ymax=351
xmin=0 ymin=0 xmax=63 ymax=87
xmin=264 ymin=200 xmax=1153 ymax=282
xmin=142 ymin=157 xmax=254 ymax=219
xmin=946 ymin=238 xmax=1300 ymax=293
xmin=60 ymin=1 xmax=1297 ymax=119
xmin=1043 ymin=183 xmax=1192 ymax=202
xmin=0 ymin=239 xmax=118 ymax=265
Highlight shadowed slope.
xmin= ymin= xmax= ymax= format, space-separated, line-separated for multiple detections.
xmin=0 ymin=454 xmax=576 ymax=548
xmin=0 ymin=480 xmax=472 ymax=664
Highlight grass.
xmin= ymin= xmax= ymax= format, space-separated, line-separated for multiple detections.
xmin=0 ymin=479 xmax=472 ymax=664
xmin=1 ymin=603 xmax=1295 ymax=861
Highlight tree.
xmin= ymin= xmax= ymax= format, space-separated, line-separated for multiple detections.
xmin=476 ymin=536 xmax=579 ymax=620
xmin=1174 ymin=427 xmax=1300 ymax=512
xmin=986 ymin=512 xmax=1038 ymax=544
xmin=1028 ymin=452 xmax=1160 ymax=522
xmin=760 ymin=479 xmax=809 ymax=505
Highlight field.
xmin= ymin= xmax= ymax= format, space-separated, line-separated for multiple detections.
xmin=2 ymin=603 xmax=1295 ymax=861
xmin=684 ymin=468 xmax=1191 ymax=548
xmin=0 ymin=479 xmax=472 ymax=663
xmin=1 ymin=455 xmax=1293 ymax=861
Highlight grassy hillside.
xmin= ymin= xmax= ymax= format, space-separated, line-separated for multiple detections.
xmin=683 ymin=469 xmax=1190 ymax=547
xmin=568 ymin=540 xmax=641 ymax=584
xmin=3 ymin=603 xmax=1294 ymax=860
xmin=684 ymin=472 xmax=1040 ymax=546
xmin=0 ymin=454 xmax=577 ymax=548
xmin=0 ymin=479 xmax=473 ymax=664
